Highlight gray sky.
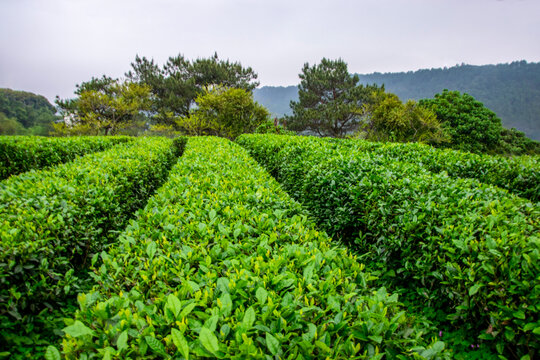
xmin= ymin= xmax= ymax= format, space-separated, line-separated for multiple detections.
xmin=1 ymin=0 xmax=539 ymax=103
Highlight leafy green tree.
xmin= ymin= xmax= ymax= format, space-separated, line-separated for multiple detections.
xmin=126 ymin=53 xmax=259 ymax=127
xmin=361 ymin=92 xmax=449 ymax=144
xmin=55 ymin=79 xmax=151 ymax=135
xmin=287 ymin=58 xmax=379 ymax=137
xmin=187 ymin=87 xmax=269 ymax=139
xmin=419 ymin=90 xmax=503 ymax=153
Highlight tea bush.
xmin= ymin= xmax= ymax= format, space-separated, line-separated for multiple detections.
xmin=0 ymin=137 xmax=186 ymax=357
xmin=346 ymin=139 xmax=539 ymax=202
xmin=238 ymin=134 xmax=540 ymax=359
xmin=59 ymin=137 xmax=448 ymax=359
xmin=0 ymin=135 xmax=132 ymax=180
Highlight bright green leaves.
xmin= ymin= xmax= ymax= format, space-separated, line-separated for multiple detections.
xmin=63 ymin=321 xmax=94 ymax=338
xmin=172 ymin=329 xmax=190 ymax=359
xmin=219 ymin=293 xmax=233 ymax=318
xmin=242 ymin=306 xmax=256 ymax=329
xmin=145 ymin=336 xmax=168 ymax=357
xmin=116 ymin=330 xmax=128 ymax=351
xmin=237 ymin=133 xmax=540 ymax=358
xmin=256 ymin=287 xmax=268 ymax=305
xmin=0 ymin=136 xmax=184 ymax=358
xmin=468 ymin=284 xmax=482 ymax=296
xmin=166 ymin=293 xmax=182 ymax=318
xmin=44 ymin=346 xmax=61 ymax=360
xmin=146 ymin=241 xmax=157 ymax=259
xmin=265 ymin=333 xmax=280 ymax=356
xmin=59 ymin=137 xmax=447 ymax=359
xmin=0 ymin=135 xmax=130 ymax=180
xmin=199 ymin=327 xmax=220 ymax=355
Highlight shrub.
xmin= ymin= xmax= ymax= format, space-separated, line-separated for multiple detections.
xmin=0 ymin=135 xmax=131 ymax=180
xmin=0 ymin=137 xmax=186 ymax=357
xmin=238 ymin=134 xmax=540 ymax=358
xmin=59 ymin=137 xmax=447 ymax=359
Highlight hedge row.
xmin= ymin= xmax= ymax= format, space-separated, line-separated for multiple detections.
xmin=0 ymin=135 xmax=132 ymax=180
xmin=237 ymin=134 xmax=540 ymax=359
xmin=0 ymin=137 xmax=186 ymax=357
xmin=59 ymin=137 xmax=447 ymax=359
xmin=345 ymin=139 xmax=539 ymax=202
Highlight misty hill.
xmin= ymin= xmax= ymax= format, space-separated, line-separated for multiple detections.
xmin=254 ymin=61 xmax=540 ymax=140
xmin=0 ymin=88 xmax=58 ymax=135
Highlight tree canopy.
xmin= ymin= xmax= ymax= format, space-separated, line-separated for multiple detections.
xmin=287 ymin=58 xmax=379 ymax=137
xmin=419 ymin=90 xmax=503 ymax=153
xmin=55 ymin=78 xmax=151 ymax=135
xmin=360 ymin=91 xmax=449 ymax=144
xmin=126 ymin=53 xmax=259 ymax=127
xmin=183 ymin=87 xmax=269 ymax=139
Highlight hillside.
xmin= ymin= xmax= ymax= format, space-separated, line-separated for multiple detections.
xmin=254 ymin=61 xmax=540 ymax=140
xmin=0 ymin=88 xmax=58 ymax=135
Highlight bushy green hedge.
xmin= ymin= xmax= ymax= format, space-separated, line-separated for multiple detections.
xmin=0 ymin=135 xmax=132 ymax=180
xmin=59 ymin=137 xmax=448 ymax=359
xmin=0 ymin=137 xmax=186 ymax=356
xmin=347 ymin=139 xmax=539 ymax=202
xmin=237 ymin=134 xmax=540 ymax=359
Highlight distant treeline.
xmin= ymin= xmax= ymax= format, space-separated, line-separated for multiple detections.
xmin=254 ymin=61 xmax=540 ymax=140
xmin=0 ymin=89 xmax=58 ymax=135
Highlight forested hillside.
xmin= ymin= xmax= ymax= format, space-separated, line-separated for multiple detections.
xmin=0 ymin=88 xmax=58 ymax=135
xmin=254 ymin=61 xmax=540 ymax=140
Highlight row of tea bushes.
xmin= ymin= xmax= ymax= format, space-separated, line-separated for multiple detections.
xmin=237 ymin=134 xmax=540 ymax=359
xmin=0 ymin=137 xmax=186 ymax=357
xmin=345 ymin=139 xmax=539 ymax=202
xmin=59 ymin=137 xmax=448 ymax=359
xmin=0 ymin=136 xmax=132 ymax=180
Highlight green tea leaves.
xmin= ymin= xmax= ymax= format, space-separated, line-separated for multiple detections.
xmin=44 ymin=346 xmax=61 ymax=360
xmin=242 ymin=306 xmax=256 ymax=329
xmin=172 ymin=329 xmax=189 ymax=359
xmin=63 ymin=321 xmax=94 ymax=338
xmin=256 ymin=287 xmax=268 ymax=305
xmin=199 ymin=328 xmax=219 ymax=355
xmin=265 ymin=333 xmax=280 ymax=356
xmin=117 ymin=330 xmax=128 ymax=351
xmin=145 ymin=336 xmax=167 ymax=357
xmin=167 ymin=293 xmax=182 ymax=319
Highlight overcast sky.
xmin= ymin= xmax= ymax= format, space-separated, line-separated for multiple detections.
xmin=1 ymin=0 xmax=539 ymax=103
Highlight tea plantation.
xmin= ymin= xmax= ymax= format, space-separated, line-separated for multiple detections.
xmin=0 ymin=135 xmax=538 ymax=359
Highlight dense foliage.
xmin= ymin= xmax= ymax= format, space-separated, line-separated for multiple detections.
xmin=0 ymin=136 xmax=131 ymax=180
xmin=58 ymin=137 xmax=448 ymax=359
xmin=55 ymin=78 xmax=152 ymax=135
xmin=126 ymin=53 xmax=259 ymax=127
xmin=181 ymin=87 xmax=269 ymax=139
xmin=238 ymin=134 xmax=540 ymax=359
xmin=345 ymin=139 xmax=539 ymax=201
xmin=0 ymin=89 xmax=58 ymax=135
xmin=360 ymin=92 xmax=448 ymax=144
xmin=357 ymin=61 xmax=540 ymax=141
xmin=419 ymin=90 xmax=503 ymax=153
xmin=0 ymin=137 xmax=185 ymax=358
xmin=288 ymin=58 xmax=379 ymax=137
